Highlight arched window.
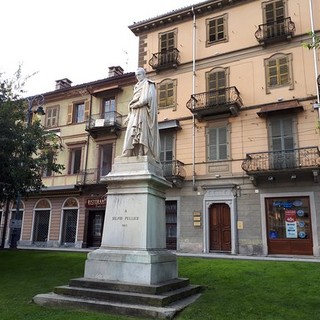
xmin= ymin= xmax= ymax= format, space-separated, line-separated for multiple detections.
xmin=264 ymin=53 xmax=293 ymax=93
xmin=33 ymin=199 xmax=51 ymax=244
xmin=61 ymin=198 xmax=79 ymax=246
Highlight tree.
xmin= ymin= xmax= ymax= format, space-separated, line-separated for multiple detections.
xmin=0 ymin=68 xmax=64 ymax=247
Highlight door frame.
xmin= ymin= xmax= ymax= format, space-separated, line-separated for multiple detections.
xmin=260 ymin=191 xmax=319 ymax=256
xmin=203 ymin=185 xmax=237 ymax=254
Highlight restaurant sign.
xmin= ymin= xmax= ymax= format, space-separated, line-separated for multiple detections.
xmin=86 ymin=197 xmax=106 ymax=208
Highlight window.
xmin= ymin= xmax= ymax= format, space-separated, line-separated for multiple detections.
xmin=165 ymin=201 xmax=177 ymax=250
xmin=158 ymin=79 xmax=177 ymax=109
xmin=33 ymin=200 xmax=51 ymax=243
xmin=265 ymin=53 xmax=293 ymax=92
xmin=61 ymin=198 xmax=78 ymax=246
xmin=265 ymin=196 xmax=313 ymax=255
xmin=69 ymin=148 xmax=82 ymax=174
xmin=263 ymin=0 xmax=286 ymax=38
xmin=160 ymin=133 xmax=174 ymax=163
xmin=206 ymin=15 xmax=227 ymax=45
xmin=100 ymin=144 xmax=113 ymax=177
xmin=268 ymin=115 xmax=297 ymax=169
xmin=45 ymin=106 xmax=59 ymax=128
xmin=159 ymin=30 xmax=176 ymax=52
xmin=207 ymin=125 xmax=229 ymax=161
xmin=42 ymin=150 xmax=54 ymax=177
xmin=67 ymin=101 xmax=89 ymax=124
xmin=102 ymin=97 xmax=116 ymax=120
xmin=206 ymin=68 xmax=227 ymax=105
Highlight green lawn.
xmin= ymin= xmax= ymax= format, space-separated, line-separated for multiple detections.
xmin=1 ymin=250 xmax=320 ymax=320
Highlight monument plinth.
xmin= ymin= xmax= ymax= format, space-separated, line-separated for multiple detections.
xmin=84 ymin=155 xmax=177 ymax=284
xmin=33 ymin=156 xmax=202 ymax=319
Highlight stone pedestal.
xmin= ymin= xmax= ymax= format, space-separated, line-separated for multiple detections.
xmin=84 ymin=156 xmax=177 ymax=285
xmin=33 ymin=156 xmax=202 ymax=319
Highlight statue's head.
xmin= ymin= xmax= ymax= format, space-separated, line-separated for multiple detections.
xmin=135 ymin=68 xmax=146 ymax=82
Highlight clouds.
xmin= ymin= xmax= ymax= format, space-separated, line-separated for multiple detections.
xmin=1 ymin=0 xmax=193 ymax=95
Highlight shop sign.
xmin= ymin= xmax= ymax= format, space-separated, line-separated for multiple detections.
xmin=86 ymin=197 xmax=106 ymax=208
xmin=285 ymin=210 xmax=297 ymax=238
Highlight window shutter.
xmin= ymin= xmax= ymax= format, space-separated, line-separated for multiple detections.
xmin=67 ymin=104 xmax=73 ymax=124
xmin=84 ymin=101 xmax=90 ymax=120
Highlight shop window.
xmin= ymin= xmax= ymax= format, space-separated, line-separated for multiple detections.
xmin=265 ymin=196 xmax=313 ymax=255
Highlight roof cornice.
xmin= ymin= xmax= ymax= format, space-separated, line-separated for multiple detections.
xmin=129 ymin=0 xmax=253 ymax=36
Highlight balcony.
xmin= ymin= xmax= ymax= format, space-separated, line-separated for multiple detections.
xmin=255 ymin=17 xmax=295 ymax=45
xmin=86 ymin=111 xmax=122 ymax=138
xmin=149 ymin=48 xmax=180 ymax=71
xmin=242 ymin=147 xmax=320 ymax=184
xmin=186 ymin=86 xmax=242 ymax=120
xmin=162 ymin=160 xmax=186 ymax=188
xmin=76 ymin=167 xmax=110 ymax=186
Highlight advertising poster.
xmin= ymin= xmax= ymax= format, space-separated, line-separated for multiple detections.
xmin=285 ymin=210 xmax=297 ymax=238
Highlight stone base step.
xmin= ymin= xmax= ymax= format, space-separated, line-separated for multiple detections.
xmin=33 ymin=277 xmax=203 ymax=319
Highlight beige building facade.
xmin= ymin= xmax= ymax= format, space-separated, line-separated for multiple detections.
xmin=1 ymin=0 xmax=320 ymax=257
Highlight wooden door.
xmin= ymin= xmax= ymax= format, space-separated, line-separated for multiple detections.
xmin=209 ymin=203 xmax=231 ymax=252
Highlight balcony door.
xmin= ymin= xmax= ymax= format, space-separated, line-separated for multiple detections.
xmin=207 ymin=69 xmax=226 ymax=106
xmin=268 ymin=116 xmax=296 ymax=170
xmin=264 ymin=0 xmax=285 ymax=38
xmin=159 ymin=30 xmax=176 ymax=66
xmin=102 ymin=97 xmax=115 ymax=124
xmin=160 ymin=132 xmax=174 ymax=176
xmin=100 ymin=144 xmax=113 ymax=178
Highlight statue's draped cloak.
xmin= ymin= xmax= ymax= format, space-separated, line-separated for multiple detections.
xmin=123 ymin=78 xmax=160 ymax=159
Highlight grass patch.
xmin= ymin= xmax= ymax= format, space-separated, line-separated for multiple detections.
xmin=1 ymin=250 xmax=320 ymax=319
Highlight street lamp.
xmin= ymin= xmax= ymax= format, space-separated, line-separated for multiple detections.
xmin=25 ymin=94 xmax=46 ymax=126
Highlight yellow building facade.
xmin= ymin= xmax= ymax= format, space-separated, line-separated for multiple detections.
xmin=2 ymin=0 xmax=320 ymax=257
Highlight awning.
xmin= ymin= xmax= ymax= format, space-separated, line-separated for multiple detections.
xmin=158 ymin=119 xmax=181 ymax=131
xmin=257 ymin=99 xmax=304 ymax=117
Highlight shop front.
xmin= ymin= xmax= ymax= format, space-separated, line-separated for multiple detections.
xmin=262 ymin=193 xmax=317 ymax=256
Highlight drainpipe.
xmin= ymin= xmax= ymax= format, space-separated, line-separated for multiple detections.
xmin=308 ymin=0 xmax=320 ymax=118
xmin=192 ymin=6 xmax=197 ymax=191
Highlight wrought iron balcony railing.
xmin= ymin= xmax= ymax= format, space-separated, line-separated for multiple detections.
xmin=76 ymin=167 xmax=111 ymax=185
xmin=162 ymin=160 xmax=186 ymax=186
xmin=242 ymin=147 xmax=320 ymax=173
xmin=149 ymin=48 xmax=180 ymax=71
xmin=86 ymin=111 xmax=122 ymax=136
xmin=255 ymin=17 xmax=295 ymax=45
xmin=186 ymin=86 xmax=242 ymax=119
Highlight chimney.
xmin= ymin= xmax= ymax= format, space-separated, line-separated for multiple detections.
xmin=108 ymin=66 xmax=124 ymax=78
xmin=55 ymin=78 xmax=72 ymax=90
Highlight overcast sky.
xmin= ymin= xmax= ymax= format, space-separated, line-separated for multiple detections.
xmin=1 ymin=0 xmax=196 ymax=96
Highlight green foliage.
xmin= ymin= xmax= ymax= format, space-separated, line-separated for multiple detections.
xmin=303 ymin=31 xmax=320 ymax=50
xmin=0 ymin=67 xmax=64 ymax=202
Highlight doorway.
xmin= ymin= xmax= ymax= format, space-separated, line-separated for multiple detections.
xmin=209 ymin=203 xmax=231 ymax=252
xmin=87 ymin=210 xmax=105 ymax=247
